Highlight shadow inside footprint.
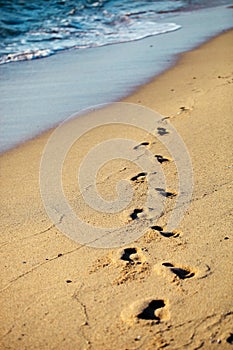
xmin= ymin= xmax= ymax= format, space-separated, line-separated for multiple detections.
xmin=151 ymin=225 xmax=163 ymax=232
xmin=157 ymin=127 xmax=169 ymax=136
xmin=121 ymin=248 xmax=137 ymax=264
xmin=180 ymin=106 xmax=189 ymax=112
xmin=160 ymin=231 xmax=178 ymax=238
xmin=155 ymin=155 xmax=171 ymax=164
xmin=130 ymin=172 xmax=147 ymax=182
xmin=134 ymin=141 xmax=150 ymax=149
xmin=162 ymin=262 xmax=195 ymax=279
xmin=171 ymin=268 xmax=195 ymax=279
xmin=137 ymin=299 xmax=165 ymax=321
xmin=162 ymin=262 xmax=173 ymax=267
xmin=156 ymin=188 xmax=177 ymax=198
xmin=150 ymin=226 xmax=180 ymax=238
xmin=130 ymin=208 xmax=143 ymax=220
xmin=226 ymin=333 xmax=233 ymax=344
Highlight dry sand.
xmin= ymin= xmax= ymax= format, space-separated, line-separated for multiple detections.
xmin=0 ymin=30 xmax=233 ymax=349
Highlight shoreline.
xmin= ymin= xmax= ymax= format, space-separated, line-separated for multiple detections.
xmin=1 ymin=4 xmax=232 ymax=154
xmin=125 ymin=28 xmax=231 ymax=103
xmin=0 ymin=29 xmax=233 ymax=157
xmin=1 ymin=30 xmax=233 ymax=349
xmin=0 ymin=27 xmax=231 ymax=158
xmin=124 ymin=28 xmax=233 ymax=111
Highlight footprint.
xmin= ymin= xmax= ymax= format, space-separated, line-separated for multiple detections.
xmin=130 ymin=172 xmax=147 ymax=182
xmin=179 ymin=106 xmax=190 ymax=112
xmin=157 ymin=127 xmax=169 ymax=136
xmin=161 ymin=262 xmax=195 ymax=279
xmin=121 ymin=248 xmax=140 ymax=264
xmin=155 ymin=155 xmax=172 ymax=164
xmin=137 ymin=299 xmax=166 ymax=320
xmin=134 ymin=141 xmax=150 ymax=150
xmin=226 ymin=333 xmax=233 ymax=344
xmin=154 ymin=262 xmax=195 ymax=282
xmin=176 ymin=102 xmax=194 ymax=116
xmin=121 ymin=297 xmax=170 ymax=325
xmin=154 ymin=261 xmax=210 ymax=281
xmin=116 ymin=247 xmax=147 ymax=265
xmin=112 ymin=247 xmax=149 ymax=284
xmin=150 ymin=225 xmax=163 ymax=231
xmin=150 ymin=226 xmax=181 ymax=238
xmin=160 ymin=231 xmax=181 ymax=238
xmin=124 ymin=208 xmax=146 ymax=224
xmin=156 ymin=188 xmax=177 ymax=198
xmin=130 ymin=208 xmax=144 ymax=220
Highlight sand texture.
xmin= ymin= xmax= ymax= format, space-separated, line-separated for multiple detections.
xmin=0 ymin=30 xmax=233 ymax=349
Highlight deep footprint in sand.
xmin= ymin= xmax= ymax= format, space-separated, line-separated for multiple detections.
xmin=130 ymin=172 xmax=147 ymax=182
xmin=121 ymin=297 xmax=170 ymax=325
xmin=156 ymin=188 xmax=177 ymax=198
xmin=116 ymin=246 xmax=147 ymax=265
xmin=226 ymin=333 xmax=233 ymax=344
xmin=129 ymin=208 xmax=144 ymax=220
xmin=162 ymin=262 xmax=195 ymax=279
xmin=123 ymin=207 xmax=146 ymax=224
xmin=150 ymin=226 xmax=181 ymax=238
xmin=153 ymin=261 xmax=212 ymax=282
xmin=179 ymin=106 xmax=190 ymax=112
xmin=137 ymin=299 xmax=165 ymax=320
xmin=155 ymin=154 xmax=172 ymax=164
xmin=121 ymin=247 xmax=137 ymax=264
xmin=154 ymin=262 xmax=195 ymax=281
xmin=134 ymin=141 xmax=150 ymax=150
xmin=112 ymin=246 xmax=149 ymax=285
xmin=157 ymin=127 xmax=170 ymax=136
xmin=160 ymin=231 xmax=181 ymax=238
xmin=176 ymin=104 xmax=194 ymax=116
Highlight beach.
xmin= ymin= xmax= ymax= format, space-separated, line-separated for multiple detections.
xmin=0 ymin=28 xmax=233 ymax=350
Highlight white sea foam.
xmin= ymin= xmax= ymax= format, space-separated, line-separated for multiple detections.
xmin=0 ymin=4 xmax=232 ymax=152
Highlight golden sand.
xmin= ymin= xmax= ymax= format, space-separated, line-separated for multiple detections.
xmin=0 ymin=30 xmax=232 ymax=349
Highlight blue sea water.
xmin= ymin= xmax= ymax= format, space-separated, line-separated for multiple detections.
xmin=0 ymin=1 xmax=233 ymax=153
xmin=0 ymin=0 xmax=231 ymax=65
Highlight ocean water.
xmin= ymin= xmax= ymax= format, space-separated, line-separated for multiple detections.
xmin=0 ymin=1 xmax=233 ymax=153
xmin=0 ymin=0 xmax=231 ymax=65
